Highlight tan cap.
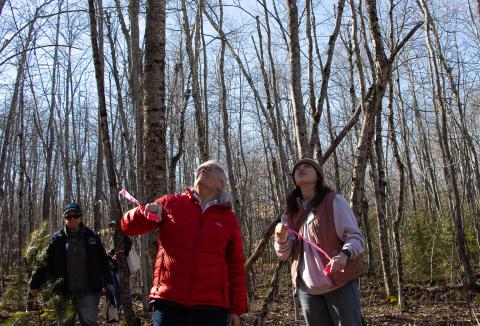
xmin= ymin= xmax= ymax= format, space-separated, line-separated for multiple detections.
xmin=291 ymin=158 xmax=322 ymax=179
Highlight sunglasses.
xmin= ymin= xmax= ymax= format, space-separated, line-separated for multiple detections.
xmin=64 ymin=214 xmax=81 ymax=220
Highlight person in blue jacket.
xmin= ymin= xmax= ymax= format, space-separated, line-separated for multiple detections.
xmin=29 ymin=202 xmax=113 ymax=326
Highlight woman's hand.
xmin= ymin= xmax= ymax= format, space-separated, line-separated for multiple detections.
xmin=325 ymin=252 xmax=348 ymax=273
xmin=274 ymin=223 xmax=289 ymax=243
xmin=228 ymin=314 xmax=241 ymax=326
xmin=144 ymin=203 xmax=162 ymax=222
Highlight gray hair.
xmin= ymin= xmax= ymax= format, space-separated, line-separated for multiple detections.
xmin=195 ymin=160 xmax=233 ymax=204
xmin=195 ymin=160 xmax=228 ymax=183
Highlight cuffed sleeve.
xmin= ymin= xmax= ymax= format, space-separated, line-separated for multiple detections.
xmin=120 ymin=201 xmax=164 ymax=236
xmin=332 ymin=194 xmax=365 ymax=258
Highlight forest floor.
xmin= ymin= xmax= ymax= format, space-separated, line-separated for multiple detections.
xmin=1 ymin=274 xmax=479 ymax=325
xmin=240 ymin=276 xmax=480 ymax=325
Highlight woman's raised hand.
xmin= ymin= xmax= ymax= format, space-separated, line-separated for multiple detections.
xmin=144 ymin=203 xmax=163 ymax=222
xmin=274 ymin=223 xmax=289 ymax=244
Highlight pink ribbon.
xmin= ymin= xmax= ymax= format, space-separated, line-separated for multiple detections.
xmin=119 ymin=189 xmax=141 ymax=206
xmin=119 ymin=188 xmax=160 ymax=222
xmin=288 ymin=227 xmax=333 ymax=275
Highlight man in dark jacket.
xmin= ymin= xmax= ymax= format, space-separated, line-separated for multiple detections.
xmin=29 ymin=202 xmax=113 ymax=326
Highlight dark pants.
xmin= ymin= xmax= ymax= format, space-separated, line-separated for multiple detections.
xmin=297 ymin=280 xmax=362 ymax=326
xmin=109 ymin=270 xmax=132 ymax=309
xmin=152 ymin=301 xmax=229 ymax=326
xmin=54 ymin=293 xmax=100 ymax=326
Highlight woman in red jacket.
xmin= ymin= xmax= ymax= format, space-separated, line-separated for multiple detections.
xmin=121 ymin=160 xmax=247 ymax=326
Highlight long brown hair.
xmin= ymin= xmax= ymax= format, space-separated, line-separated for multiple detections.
xmin=285 ymin=174 xmax=332 ymax=215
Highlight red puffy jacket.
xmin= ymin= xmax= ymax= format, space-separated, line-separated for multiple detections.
xmin=120 ymin=188 xmax=247 ymax=315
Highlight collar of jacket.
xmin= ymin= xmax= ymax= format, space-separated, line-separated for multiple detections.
xmin=184 ymin=187 xmax=233 ymax=208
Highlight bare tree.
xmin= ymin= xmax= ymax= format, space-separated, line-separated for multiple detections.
xmin=307 ymin=0 xmax=346 ymax=159
xmin=418 ymin=0 xmax=475 ymax=288
xmin=218 ymin=0 xmax=239 ymax=212
xmin=87 ymin=0 xmax=138 ymax=324
xmin=182 ymin=0 xmax=208 ymax=161
xmin=286 ymin=0 xmax=308 ymax=158
xmin=388 ymin=72 xmax=406 ymax=308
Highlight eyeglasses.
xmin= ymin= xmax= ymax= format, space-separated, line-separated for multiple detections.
xmin=196 ymin=165 xmax=220 ymax=176
xmin=64 ymin=214 xmax=81 ymax=220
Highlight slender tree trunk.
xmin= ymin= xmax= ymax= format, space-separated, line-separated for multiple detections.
xmin=0 ymin=7 xmax=36 ymax=205
xmin=182 ymin=0 xmax=208 ymax=161
xmin=0 ymin=0 xmax=5 ymax=17
xmin=142 ymin=1 xmax=168 ymax=321
xmin=308 ymin=0 xmax=346 ymax=158
xmin=218 ymin=0 xmax=239 ymax=213
xmin=286 ymin=0 xmax=308 ymax=157
xmin=105 ymin=12 xmax=137 ymax=192
xmin=253 ymin=16 xmax=285 ymax=202
xmin=128 ymin=0 xmax=145 ymax=202
xmin=143 ymin=0 xmax=167 ymax=201
xmin=17 ymin=71 xmax=27 ymax=267
xmin=407 ymin=67 xmax=440 ymax=214
xmin=371 ymin=111 xmax=394 ymax=297
xmin=350 ymin=0 xmax=421 ymax=226
xmin=42 ymin=0 xmax=63 ymax=219
xmin=93 ymin=117 xmax=104 ymax=231
xmin=418 ymin=0 xmax=474 ymax=287
xmin=388 ymin=76 xmax=405 ymax=308
xmin=396 ymin=72 xmax=417 ymax=213
xmin=254 ymin=261 xmax=288 ymax=326
xmin=262 ymin=0 xmax=290 ymax=195
xmin=200 ymin=11 xmax=209 ymax=159
xmin=87 ymin=1 xmax=138 ymax=324
xmin=169 ymin=56 xmax=189 ymax=193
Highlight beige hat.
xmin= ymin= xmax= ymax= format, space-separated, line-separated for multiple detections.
xmin=291 ymin=158 xmax=323 ymax=181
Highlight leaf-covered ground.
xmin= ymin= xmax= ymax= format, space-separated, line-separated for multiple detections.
xmin=1 ymin=275 xmax=479 ymax=325
xmin=242 ymin=277 xmax=480 ymax=325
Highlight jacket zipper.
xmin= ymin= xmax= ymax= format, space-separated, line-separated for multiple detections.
xmin=188 ymin=203 xmax=205 ymax=305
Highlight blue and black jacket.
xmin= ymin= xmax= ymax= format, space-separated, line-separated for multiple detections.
xmin=29 ymin=223 xmax=112 ymax=295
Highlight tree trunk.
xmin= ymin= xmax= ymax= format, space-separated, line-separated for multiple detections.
xmin=168 ymin=56 xmax=189 ymax=193
xmin=418 ymin=0 xmax=475 ymax=288
xmin=286 ymin=0 xmax=308 ymax=157
xmin=105 ymin=12 xmax=137 ymax=194
xmin=262 ymin=0 xmax=290 ymax=195
xmin=218 ymin=0 xmax=239 ymax=213
xmin=308 ymin=0 xmax=346 ymax=158
xmin=17 ymin=70 xmax=27 ymax=267
xmin=371 ymin=117 xmax=394 ymax=297
xmin=0 ymin=6 xmax=37 ymax=205
xmin=87 ymin=1 xmax=138 ymax=324
xmin=388 ymin=76 xmax=405 ymax=308
xmin=253 ymin=16 xmax=286 ymax=202
xmin=254 ymin=261 xmax=288 ymax=326
xmin=142 ymin=0 xmax=168 ymax=320
xmin=350 ymin=0 xmax=421 ymax=226
xmin=182 ymin=0 xmax=208 ymax=161
xmin=42 ymin=0 xmax=62 ymax=219
xmin=143 ymin=0 xmax=167 ymax=202
xmin=129 ymin=0 xmax=145 ymax=202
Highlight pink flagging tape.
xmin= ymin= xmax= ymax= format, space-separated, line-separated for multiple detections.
xmin=119 ymin=189 xmax=141 ymax=206
xmin=288 ymin=227 xmax=332 ymax=275
xmin=119 ymin=188 xmax=160 ymax=222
